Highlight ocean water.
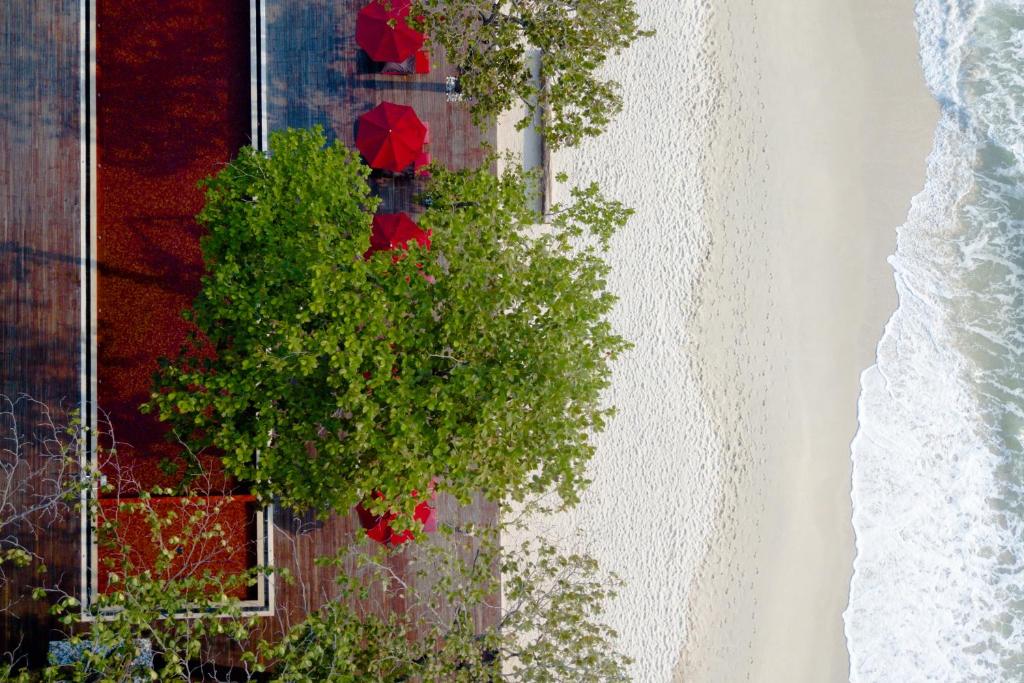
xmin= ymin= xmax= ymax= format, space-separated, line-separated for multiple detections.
xmin=847 ymin=1 xmax=1024 ymax=680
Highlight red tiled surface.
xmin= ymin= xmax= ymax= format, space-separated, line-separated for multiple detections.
xmin=97 ymin=496 xmax=257 ymax=599
xmin=95 ymin=0 xmax=250 ymax=493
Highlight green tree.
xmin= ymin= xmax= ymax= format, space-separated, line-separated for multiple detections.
xmin=262 ymin=524 xmax=632 ymax=682
xmin=144 ymin=127 xmax=632 ymax=525
xmin=413 ymin=0 xmax=651 ymax=148
xmin=11 ymin=516 xmax=629 ymax=682
xmin=25 ymin=495 xmax=267 ymax=682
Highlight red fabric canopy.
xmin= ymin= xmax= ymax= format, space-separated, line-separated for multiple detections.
xmin=365 ymin=212 xmax=431 ymax=258
xmin=356 ymin=102 xmax=427 ymax=172
xmin=355 ymin=0 xmax=425 ymax=63
xmin=356 ymin=484 xmax=438 ymax=546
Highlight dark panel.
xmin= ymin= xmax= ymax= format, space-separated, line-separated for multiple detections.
xmin=0 ymin=0 xmax=83 ymax=664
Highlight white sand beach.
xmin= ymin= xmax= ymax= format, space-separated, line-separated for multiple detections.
xmin=503 ymin=0 xmax=937 ymax=680
xmin=677 ymin=0 xmax=937 ymax=680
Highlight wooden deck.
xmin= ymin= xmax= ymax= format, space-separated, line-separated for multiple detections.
xmin=262 ymin=0 xmax=496 ymax=211
xmin=0 ymin=0 xmax=500 ymax=668
xmin=0 ymin=0 xmax=84 ymax=665
xmin=266 ymin=493 xmax=500 ymax=640
xmin=261 ymin=0 xmax=501 ymax=641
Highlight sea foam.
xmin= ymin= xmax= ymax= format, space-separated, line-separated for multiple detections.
xmin=847 ymin=1 xmax=1024 ymax=679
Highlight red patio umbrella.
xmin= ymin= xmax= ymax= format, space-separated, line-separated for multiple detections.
xmin=365 ymin=212 xmax=431 ymax=258
xmin=355 ymin=0 xmax=425 ymax=63
xmin=355 ymin=483 xmax=438 ymax=546
xmin=356 ymin=102 xmax=427 ymax=172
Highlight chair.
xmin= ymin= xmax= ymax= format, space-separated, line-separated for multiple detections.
xmin=381 ymin=56 xmax=415 ymax=75
xmin=415 ymin=50 xmax=430 ymax=74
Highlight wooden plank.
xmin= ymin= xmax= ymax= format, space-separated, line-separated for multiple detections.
xmin=0 ymin=3 xmax=83 ymax=410
xmin=263 ymin=0 xmax=495 ymax=209
xmin=0 ymin=0 xmax=84 ymax=664
xmin=262 ymin=0 xmax=501 ymax=641
xmin=266 ymin=494 xmax=500 ymax=635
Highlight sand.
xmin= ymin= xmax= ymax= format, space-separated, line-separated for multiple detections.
xmin=675 ymin=0 xmax=938 ymax=680
xmin=497 ymin=0 xmax=936 ymax=679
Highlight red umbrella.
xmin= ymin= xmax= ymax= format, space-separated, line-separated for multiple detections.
xmin=355 ymin=483 xmax=438 ymax=546
xmin=356 ymin=102 xmax=427 ymax=172
xmin=355 ymin=0 xmax=425 ymax=63
xmin=388 ymin=499 xmax=438 ymax=545
xmin=365 ymin=212 xmax=431 ymax=258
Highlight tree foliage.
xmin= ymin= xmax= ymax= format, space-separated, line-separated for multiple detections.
xmin=413 ymin=0 xmax=651 ymax=148
xmin=8 ymin=516 xmax=629 ymax=681
xmin=143 ymin=127 xmax=632 ymax=525
xmin=261 ymin=524 xmax=632 ymax=682
xmin=10 ymin=496 xmax=266 ymax=682
xmin=0 ymin=400 xmax=631 ymax=681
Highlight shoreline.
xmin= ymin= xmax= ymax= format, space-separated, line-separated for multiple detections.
xmin=676 ymin=0 xmax=937 ymax=680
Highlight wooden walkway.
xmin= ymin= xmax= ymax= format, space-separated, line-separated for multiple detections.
xmin=262 ymin=0 xmax=496 ymax=211
xmin=261 ymin=0 xmax=501 ymax=642
xmin=266 ymin=493 xmax=500 ymax=642
xmin=0 ymin=0 xmax=84 ymax=665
